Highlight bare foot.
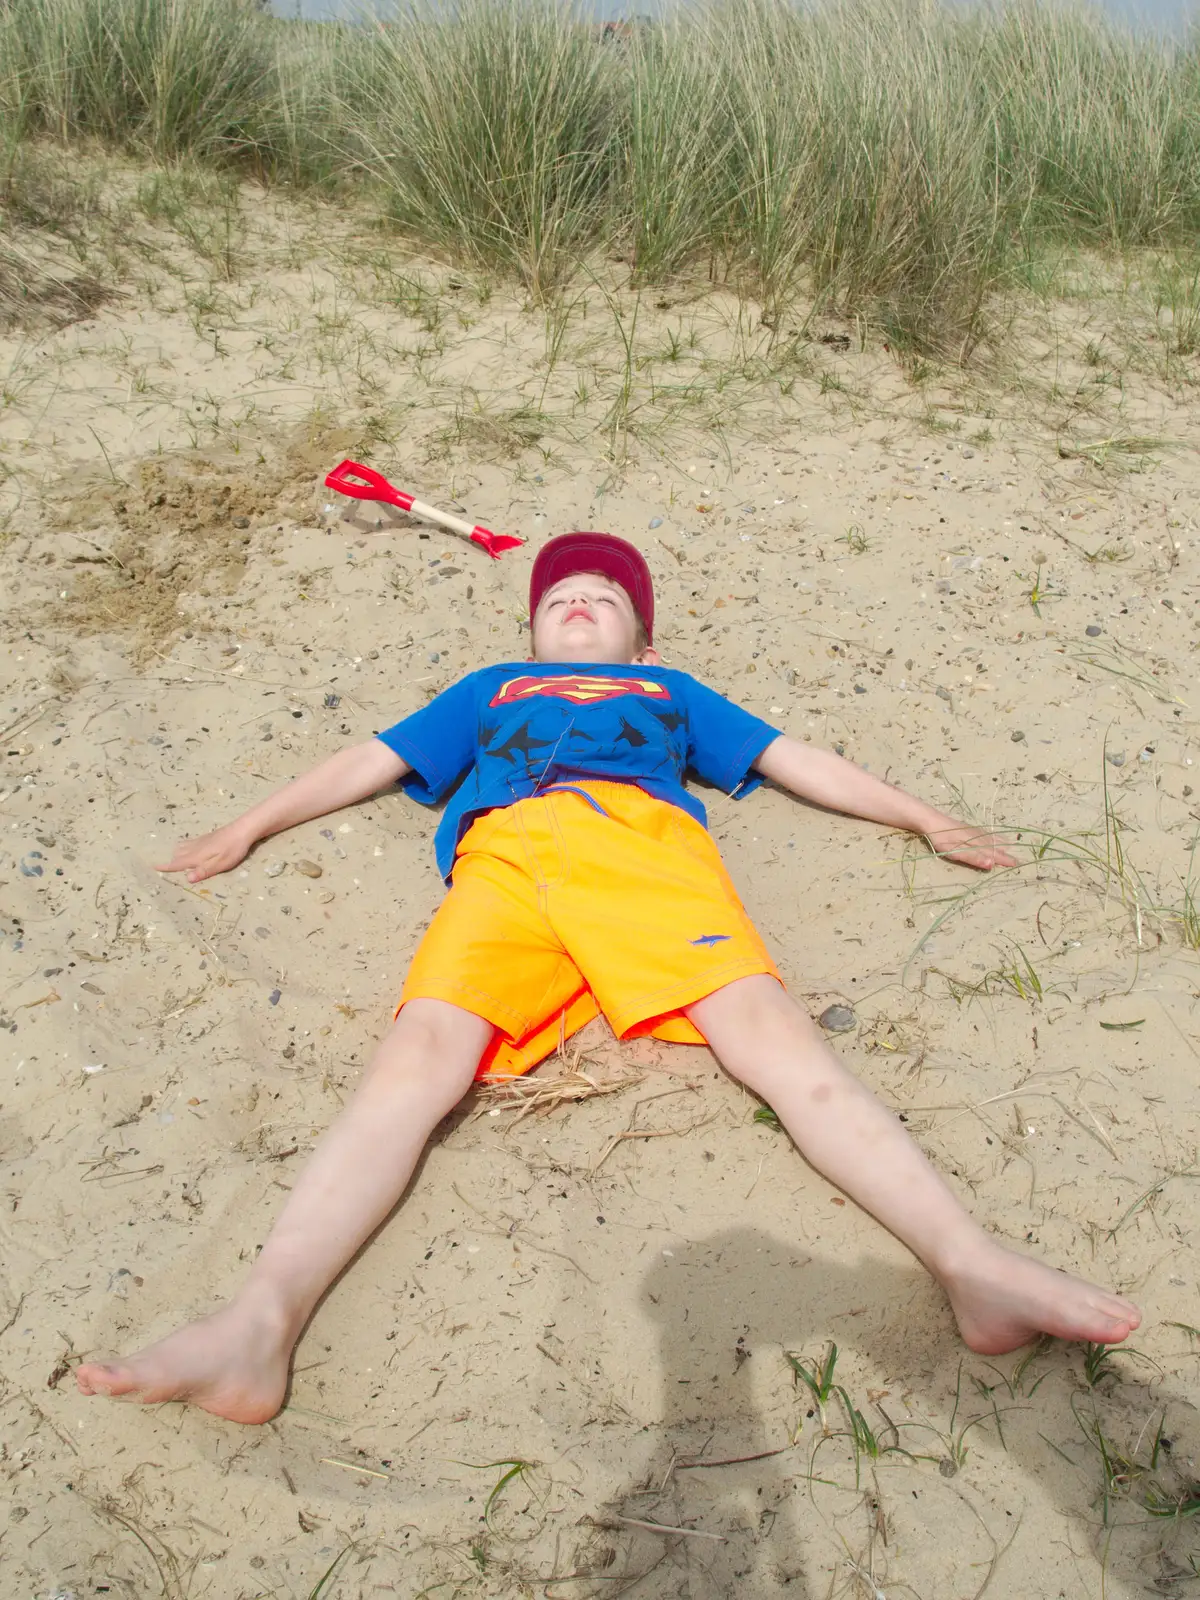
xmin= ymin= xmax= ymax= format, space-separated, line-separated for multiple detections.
xmin=942 ymin=1241 xmax=1141 ymax=1356
xmin=75 ymin=1300 xmax=295 ymax=1424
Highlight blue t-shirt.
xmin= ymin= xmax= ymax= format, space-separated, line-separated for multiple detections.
xmin=377 ymin=662 xmax=781 ymax=881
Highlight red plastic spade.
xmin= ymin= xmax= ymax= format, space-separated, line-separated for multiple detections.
xmin=324 ymin=460 xmax=524 ymax=560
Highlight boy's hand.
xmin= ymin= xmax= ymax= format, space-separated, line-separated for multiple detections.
xmin=156 ymin=822 xmax=257 ymax=883
xmin=151 ymin=741 xmax=410 ymax=885
xmin=926 ymin=823 xmax=1017 ymax=872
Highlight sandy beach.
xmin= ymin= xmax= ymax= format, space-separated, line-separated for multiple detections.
xmin=2 ymin=174 xmax=1199 ymax=1598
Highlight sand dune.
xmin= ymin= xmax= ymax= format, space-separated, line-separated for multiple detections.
xmin=2 ymin=182 xmax=1199 ymax=1598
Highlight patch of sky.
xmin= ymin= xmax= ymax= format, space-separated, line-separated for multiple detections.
xmin=269 ymin=0 xmax=1196 ymax=40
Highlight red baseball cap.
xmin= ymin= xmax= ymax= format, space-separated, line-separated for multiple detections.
xmin=529 ymin=532 xmax=655 ymax=642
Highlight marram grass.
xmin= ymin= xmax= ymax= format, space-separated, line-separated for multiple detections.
xmin=1 ymin=0 xmax=1198 ymax=350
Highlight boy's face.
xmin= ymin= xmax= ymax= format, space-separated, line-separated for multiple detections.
xmin=531 ymin=572 xmax=658 ymax=665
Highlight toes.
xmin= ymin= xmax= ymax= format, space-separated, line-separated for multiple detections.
xmin=77 ymin=1362 xmax=120 ymax=1397
xmin=1097 ymin=1300 xmax=1140 ymax=1338
xmin=100 ymin=1369 xmax=139 ymax=1398
xmin=1086 ymin=1312 xmax=1136 ymax=1345
xmin=76 ymin=1360 xmax=154 ymax=1400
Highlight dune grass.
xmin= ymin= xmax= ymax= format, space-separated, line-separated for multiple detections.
xmin=1 ymin=0 xmax=1199 ymax=350
xmin=0 ymin=0 xmax=278 ymax=163
xmin=340 ymin=0 xmax=620 ymax=296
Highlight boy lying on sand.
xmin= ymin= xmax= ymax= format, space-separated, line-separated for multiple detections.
xmin=78 ymin=532 xmax=1140 ymax=1423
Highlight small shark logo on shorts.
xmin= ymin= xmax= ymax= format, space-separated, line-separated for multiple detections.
xmin=690 ymin=933 xmax=731 ymax=948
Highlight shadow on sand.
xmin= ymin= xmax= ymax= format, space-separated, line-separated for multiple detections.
xmin=589 ymin=1228 xmax=1198 ymax=1597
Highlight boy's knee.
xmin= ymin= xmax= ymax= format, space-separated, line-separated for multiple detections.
xmin=692 ymin=974 xmax=800 ymax=1038
xmin=369 ymin=1000 xmax=492 ymax=1094
xmin=691 ymin=978 xmax=825 ymax=1087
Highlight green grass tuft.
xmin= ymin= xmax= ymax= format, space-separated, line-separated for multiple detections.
xmin=4 ymin=0 xmax=1200 ymax=351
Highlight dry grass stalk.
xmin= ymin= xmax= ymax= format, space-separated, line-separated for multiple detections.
xmin=476 ymin=1062 xmax=645 ymax=1125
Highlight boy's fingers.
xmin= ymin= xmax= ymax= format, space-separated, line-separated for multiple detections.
xmin=156 ymin=853 xmax=216 ymax=878
xmin=960 ymin=835 xmax=1017 ymax=868
xmin=980 ymin=842 xmax=1017 ymax=866
xmin=943 ymin=840 xmax=1016 ymax=871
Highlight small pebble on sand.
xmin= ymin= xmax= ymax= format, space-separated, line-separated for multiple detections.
xmin=264 ymin=859 xmax=286 ymax=878
xmin=1085 ymin=624 xmax=1102 ymax=637
xmin=1011 ymin=730 xmax=1025 ymax=742
xmin=295 ymin=860 xmax=323 ymax=878
xmin=1106 ymin=751 xmax=1125 ymax=767
xmin=819 ymin=1004 xmax=857 ymax=1033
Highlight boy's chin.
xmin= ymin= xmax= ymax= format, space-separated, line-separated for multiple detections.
xmin=534 ymin=644 xmax=643 ymax=666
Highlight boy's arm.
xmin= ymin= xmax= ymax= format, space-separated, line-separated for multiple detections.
xmin=753 ymin=735 xmax=1015 ymax=870
xmin=158 ymin=740 xmax=411 ymax=883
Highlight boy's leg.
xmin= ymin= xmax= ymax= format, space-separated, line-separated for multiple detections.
xmin=76 ymin=998 xmax=493 ymax=1423
xmin=686 ymin=976 xmax=1140 ymax=1354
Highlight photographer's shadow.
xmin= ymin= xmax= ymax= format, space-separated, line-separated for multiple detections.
xmin=601 ymin=1228 xmax=1199 ymax=1597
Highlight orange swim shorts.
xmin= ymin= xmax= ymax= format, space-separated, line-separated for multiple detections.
xmin=398 ymin=780 xmax=781 ymax=1078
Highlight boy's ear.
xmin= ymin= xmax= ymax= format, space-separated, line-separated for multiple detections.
xmin=636 ymin=647 xmax=662 ymax=666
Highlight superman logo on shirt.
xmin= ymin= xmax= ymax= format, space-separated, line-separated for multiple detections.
xmin=490 ymin=675 xmax=671 ymax=707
